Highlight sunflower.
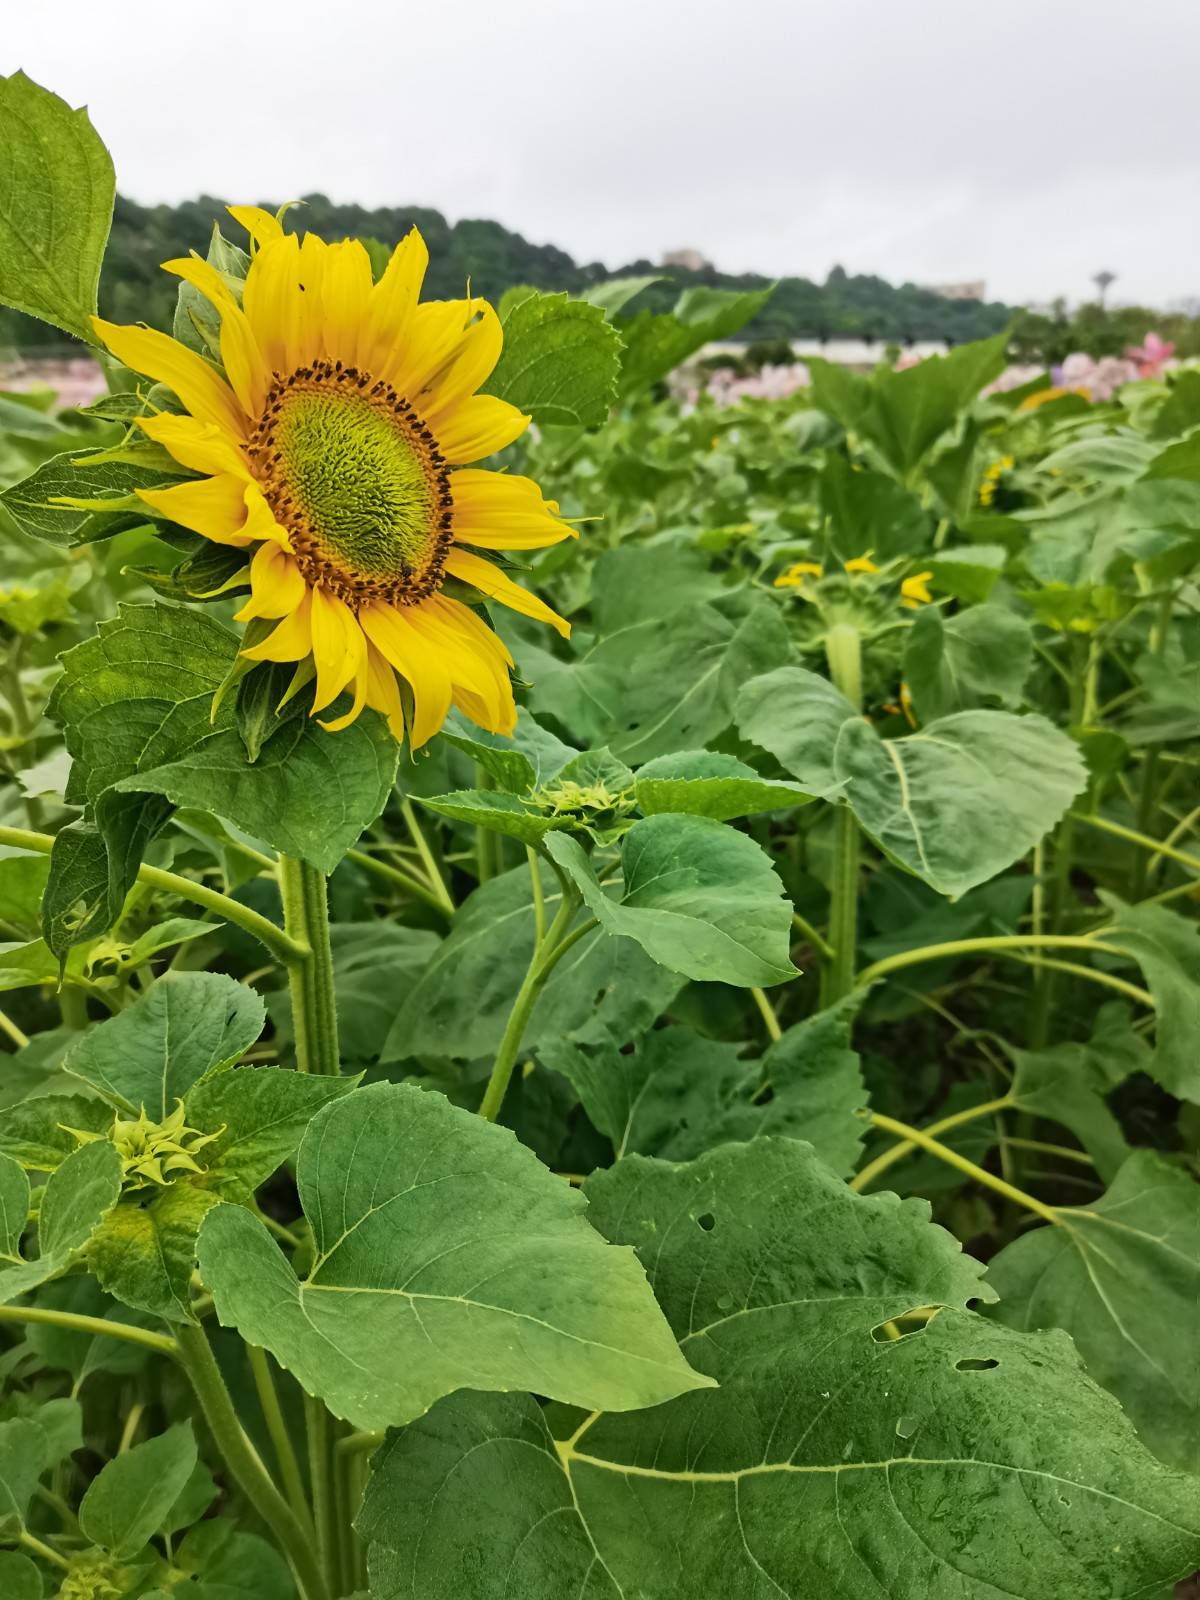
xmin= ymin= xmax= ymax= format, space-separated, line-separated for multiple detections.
xmin=91 ymin=208 xmax=575 ymax=747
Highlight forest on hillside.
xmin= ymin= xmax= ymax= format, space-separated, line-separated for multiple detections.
xmin=1 ymin=191 xmax=1014 ymax=349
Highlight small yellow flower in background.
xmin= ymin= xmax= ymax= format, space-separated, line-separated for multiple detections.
xmin=774 ymin=560 xmax=823 ymax=590
xmin=843 ymin=555 xmax=879 ymax=575
xmin=90 ymin=208 xmax=577 ymax=748
xmin=900 ymin=571 xmax=934 ymax=608
xmin=979 ymin=454 xmax=1014 ymax=506
xmin=899 ymin=680 xmax=917 ymax=727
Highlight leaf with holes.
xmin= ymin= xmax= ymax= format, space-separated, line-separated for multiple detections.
xmin=358 ymin=1139 xmax=1200 ymax=1599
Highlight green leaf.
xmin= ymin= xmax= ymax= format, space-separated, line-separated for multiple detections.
xmin=526 ymin=598 xmax=790 ymax=765
xmin=588 ymin=541 xmax=726 ymax=637
xmin=87 ymin=1183 xmax=220 ymax=1323
xmin=546 ymin=815 xmax=797 ymax=987
xmin=0 ymin=1553 xmax=41 ymax=1600
xmin=543 ymin=995 xmax=866 ymax=1174
xmin=64 ymin=972 xmax=265 ymax=1116
xmin=926 ymin=544 xmax=1008 ymax=603
xmin=0 ymin=448 xmax=177 ymax=548
xmin=0 ymin=1141 xmax=122 ymax=1305
xmin=173 ymin=1521 xmax=293 ymax=1600
xmin=484 ymin=291 xmax=622 ymax=427
xmin=1142 ymin=428 xmax=1200 ymax=483
xmin=739 ymin=667 xmax=1086 ymax=896
xmin=197 ymin=1082 xmax=710 ymax=1428
xmin=359 ymin=1137 xmax=1200 ymax=1598
xmin=988 ymin=1152 xmax=1200 ymax=1473
xmin=903 ymin=603 xmax=1034 ymax=722
xmin=1095 ymin=894 xmax=1200 ymax=1100
xmin=0 ymin=1420 xmax=47 ymax=1535
xmin=1005 ymin=1010 xmax=1138 ymax=1183
xmin=419 ymin=789 xmax=568 ymax=846
xmin=23 ymin=1279 xmax=153 ymax=1385
xmin=820 ymin=455 xmax=931 ymax=560
xmin=383 ymin=861 xmax=680 ymax=1062
xmin=438 ymin=707 xmax=575 ymax=793
xmin=0 ymin=1154 xmax=29 ymax=1260
xmin=0 ymin=72 xmax=115 ymax=341
xmin=185 ymin=1065 xmax=357 ymax=1199
xmin=617 ymin=285 xmax=774 ymax=397
xmin=44 ymin=604 xmax=397 ymax=953
xmin=633 ymin=750 xmax=820 ymax=820
xmin=79 ymin=1423 xmax=197 ymax=1559
xmin=0 ymin=1094 xmax=112 ymax=1171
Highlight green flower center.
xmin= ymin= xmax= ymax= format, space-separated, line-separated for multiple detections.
xmin=250 ymin=359 xmax=454 ymax=607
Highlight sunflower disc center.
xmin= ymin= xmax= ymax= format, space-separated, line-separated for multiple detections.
xmin=249 ymin=360 xmax=453 ymax=607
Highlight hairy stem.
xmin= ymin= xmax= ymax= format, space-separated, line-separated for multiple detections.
xmin=279 ymin=857 xmax=340 ymax=1076
xmin=176 ymin=1325 xmax=330 ymax=1600
xmin=0 ymin=1303 xmax=177 ymax=1356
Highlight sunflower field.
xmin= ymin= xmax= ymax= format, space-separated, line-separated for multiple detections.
xmin=1 ymin=71 xmax=1199 ymax=1600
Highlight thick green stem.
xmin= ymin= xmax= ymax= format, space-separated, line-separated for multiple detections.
xmin=0 ymin=825 xmax=308 ymax=966
xmin=305 ymin=1394 xmax=337 ymax=1595
xmin=477 ymin=887 xmax=580 ymax=1122
xmin=822 ymin=623 xmax=862 ymax=1004
xmin=279 ymin=857 xmax=340 ymax=1076
xmin=19 ymin=1530 xmax=70 ymax=1572
xmin=176 ymin=1325 xmax=329 ymax=1600
xmin=248 ymin=1344 xmax=313 ymax=1538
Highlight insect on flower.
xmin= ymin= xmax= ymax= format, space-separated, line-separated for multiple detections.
xmin=91 ymin=209 xmax=578 ymax=747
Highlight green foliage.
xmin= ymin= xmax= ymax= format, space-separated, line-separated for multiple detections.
xmin=198 ymin=1082 xmax=709 ymax=1427
xmin=78 ymin=1424 xmax=197 ymax=1558
xmin=359 ymin=1140 xmax=1200 ymax=1599
xmin=0 ymin=72 xmax=114 ymax=342
xmin=484 ymin=290 xmax=623 ymax=426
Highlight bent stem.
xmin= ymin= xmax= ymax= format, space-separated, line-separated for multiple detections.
xmin=279 ymin=856 xmax=340 ymax=1076
xmin=0 ymin=1302 xmax=177 ymax=1356
xmin=477 ymin=879 xmax=585 ymax=1122
xmin=822 ymin=624 xmax=863 ymax=1004
xmin=1070 ymin=809 xmax=1200 ymax=878
xmin=0 ymin=824 xmax=308 ymax=967
xmin=176 ymin=1324 xmax=330 ymax=1600
xmin=851 ymin=1096 xmax=1012 ymax=1192
xmin=854 ymin=933 xmax=1141 ymax=991
xmin=864 ymin=1111 xmax=1060 ymax=1225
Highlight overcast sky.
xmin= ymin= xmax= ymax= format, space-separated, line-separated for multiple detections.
xmin=7 ymin=0 xmax=1199 ymax=308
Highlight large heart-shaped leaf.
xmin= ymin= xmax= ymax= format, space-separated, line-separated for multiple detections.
xmin=987 ymin=1151 xmax=1200 ymax=1473
xmin=738 ymin=666 xmax=1086 ymax=896
xmin=546 ymin=815 xmax=796 ymax=988
xmin=197 ymin=1083 xmax=710 ymax=1428
xmin=359 ymin=1140 xmax=1200 ymax=1599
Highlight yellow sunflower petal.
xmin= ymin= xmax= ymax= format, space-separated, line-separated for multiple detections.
xmin=452 ymin=681 xmax=516 ymax=735
xmin=137 ymin=413 xmax=251 ymax=479
xmin=421 ymin=303 xmax=504 ymax=427
xmin=309 ymin=586 xmax=366 ymax=713
xmin=424 ymin=592 xmax=515 ymax=668
xmin=444 ymin=550 xmax=570 ymax=637
xmin=162 ymin=256 xmax=267 ymax=416
xmin=239 ymin=485 xmax=293 ymax=550
xmin=404 ymin=602 xmax=507 ymax=727
xmin=91 ymin=317 xmax=247 ymax=437
xmin=320 ymin=239 xmax=376 ymax=367
xmin=359 ymin=229 xmax=429 ymax=378
xmin=294 ymin=233 xmax=330 ymax=368
xmin=318 ymin=662 xmax=370 ymax=732
xmin=234 ymin=542 xmax=307 ymax=621
xmin=228 ymin=205 xmax=286 ymax=250
xmin=241 ymin=590 xmax=314 ymax=662
xmin=135 ymin=474 xmax=252 ymax=546
xmin=242 ymin=233 xmax=302 ymax=375
xmin=359 ymin=602 xmax=453 ymax=748
xmin=434 ymin=396 xmax=530 ymax=466
xmin=449 ymin=469 xmax=575 ymax=550
xmin=362 ymin=643 xmax=407 ymax=742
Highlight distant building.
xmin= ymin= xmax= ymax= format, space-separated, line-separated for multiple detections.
xmin=662 ymin=248 xmax=712 ymax=273
xmin=925 ymin=280 xmax=986 ymax=302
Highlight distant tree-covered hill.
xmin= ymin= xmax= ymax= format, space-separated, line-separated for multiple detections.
xmin=0 ymin=192 xmax=1015 ymax=351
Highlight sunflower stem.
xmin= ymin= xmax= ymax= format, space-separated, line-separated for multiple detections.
xmin=400 ymin=798 xmax=455 ymax=914
xmin=176 ymin=1324 xmax=330 ymax=1600
xmin=279 ymin=856 xmax=340 ymax=1076
xmin=478 ymin=882 xmax=581 ymax=1122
